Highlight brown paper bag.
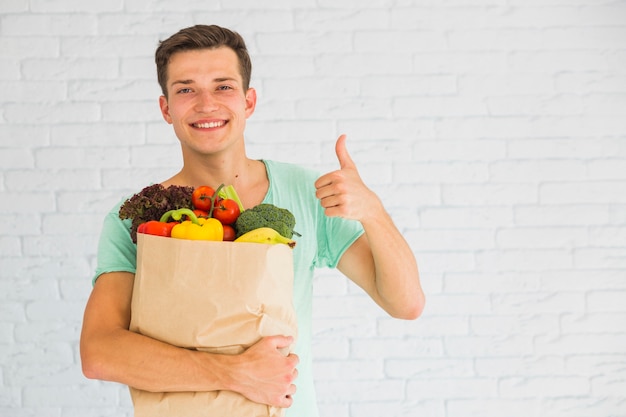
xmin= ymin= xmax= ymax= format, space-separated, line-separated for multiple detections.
xmin=129 ymin=233 xmax=298 ymax=417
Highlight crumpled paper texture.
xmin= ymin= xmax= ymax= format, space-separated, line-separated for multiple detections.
xmin=129 ymin=234 xmax=298 ymax=417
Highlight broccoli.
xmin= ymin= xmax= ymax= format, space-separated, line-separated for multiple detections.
xmin=235 ymin=203 xmax=297 ymax=238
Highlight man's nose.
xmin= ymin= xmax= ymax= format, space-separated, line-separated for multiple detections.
xmin=194 ymin=90 xmax=218 ymax=112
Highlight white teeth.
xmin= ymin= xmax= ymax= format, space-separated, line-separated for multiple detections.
xmin=194 ymin=121 xmax=224 ymax=128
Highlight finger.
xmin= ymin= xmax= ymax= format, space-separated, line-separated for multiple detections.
xmin=314 ymin=173 xmax=332 ymax=191
xmin=335 ymin=134 xmax=356 ymax=170
xmin=282 ymin=390 xmax=295 ymax=408
xmin=266 ymin=335 xmax=294 ymax=350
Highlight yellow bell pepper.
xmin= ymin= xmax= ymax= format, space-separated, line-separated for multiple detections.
xmin=160 ymin=208 xmax=224 ymax=241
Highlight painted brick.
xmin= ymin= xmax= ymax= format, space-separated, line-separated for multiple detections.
xmin=395 ymin=96 xmax=488 ymax=119
xmin=212 ymin=12 xmax=297 ymax=34
xmin=22 ymin=385 xmax=120 ymax=407
xmin=405 ymin=228 xmax=495 ymax=251
xmin=475 ymin=249 xmax=573 ymax=272
xmin=0 ymin=0 xmax=28 ymax=13
xmin=538 ymin=397 xmax=626 ymax=417
xmin=500 ymin=376 xmax=590 ymax=398
xmin=448 ymin=399 xmax=541 ymax=417
xmin=514 ymin=204 xmax=611 ymax=226
xmin=587 ymin=291 xmax=626 ymax=312
xmin=385 ymin=357 xmax=474 ymax=379
xmin=377 ymin=316 xmax=469 ymax=337
xmin=29 ymin=0 xmax=121 ymax=13
xmin=4 ymin=103 xmax=100 ymax=124
xmin=470 ymin=314 xmax=560 ymax=335
xmin=556 ymin=72 xmax=626 ymax=94
xmin=445 ymin=334 xmax=534 ymax=357
xmin=575 ymin=248 xmax=626 ymax=269
xmin=351 ymin=337 xmax=444 ymax=359
xmin=313 ymin=317 xmax=377 ymax=339
xmin=351 ymin=400 xmax=445 ymax=417
xmin=68 ymin=80 xmax=159 ymax=102
xmin=1 ymin=14 xmax=97 ymax=36
xmin=295 ymin=9 xmax=389 ymax=31
xmin=0 ymin=36 xmax=59 ymax=58
xmin=495 ymin=226 xmax=588 ymax=249
xmin=442 ymin=183 xmax=538 ymax=206
xmin=0 ymin=148 xmax=35 ymax=169
xmin=540 ymin=181 xmax=626 ymax=204
xmin=561 ymin=313 xmax=626 ymax=334
xmin=0 ymin=192 xmax=56 ymax=214
xmin=2 ymin=80 xmax=67 ymax=102
xmin=475 ymin=356 xmax=565 ymax=377
xmin=22 ymin=57 xmax=119 ymax=81
xmin=396 ymin=161 xmax=490 ymax=184
xmin=407 ymin=378 xmax=497 ymax=399
xmin=355 ymin=30 xmax=447 ymax=53
xmin=314 ymin=359 xmax=384 ymax=381
xmin=538 ymin=270 xmax=626 ymax=292
xmin=444 ymin=272 xmax=542 ymax=293
xmin=315 ymin=379 xmax=405 ymax=402
xmin=2 ymin=3 xmax=626 ymax=416
xmin=4 ymin=169 xmax=100 ymax=191
xmin=509 ymin=50 xmax=611 ymax=72
xmin=535 ymin=334 xmax=626 ymax=355
xmin=51 ymin=123 xmax=145 ymax=147
xmin=0 ymin=58 xmax=20 ymax=80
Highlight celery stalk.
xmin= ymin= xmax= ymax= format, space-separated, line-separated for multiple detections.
xmin=218 ymin=184 xmax=245 ymax=212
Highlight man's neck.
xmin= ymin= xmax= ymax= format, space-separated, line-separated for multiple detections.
xmin=162 ymin=156 xmax=269 ymax=209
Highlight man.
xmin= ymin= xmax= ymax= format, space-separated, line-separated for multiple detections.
xmin=80 ymin=24 xmax=424 ymax=416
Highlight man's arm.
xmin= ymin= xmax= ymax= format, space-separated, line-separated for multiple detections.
xmin=80 ymin=272 xmax=298 ymax=407
xmin=315 ymin=135 xmax=425 ymax=319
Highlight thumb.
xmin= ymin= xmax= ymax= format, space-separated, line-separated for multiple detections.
xmin=335 ymin=134 xmax=356 ymax=170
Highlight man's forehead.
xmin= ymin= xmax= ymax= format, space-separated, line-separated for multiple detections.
xmin=167 ymin=48 xmax=241 ymax=81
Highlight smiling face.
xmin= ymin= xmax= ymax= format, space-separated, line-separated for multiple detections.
xmin=159 ymin=47 xmax=256 ymax=158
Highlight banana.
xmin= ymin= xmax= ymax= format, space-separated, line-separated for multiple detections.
xmin=234 ymin=227 xmax=296 ymax=248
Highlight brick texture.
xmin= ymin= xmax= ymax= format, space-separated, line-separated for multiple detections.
xmin=1 ymin=1 xmax=625 ymax=416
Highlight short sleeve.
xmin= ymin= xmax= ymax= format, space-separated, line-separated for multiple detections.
xmin=314 ymin=210 xmax=364 ymax=269
xmin=93 ymin=202 xmax=137 ymax=285
xmin=261 ymin=159 xmax=365 ymax=270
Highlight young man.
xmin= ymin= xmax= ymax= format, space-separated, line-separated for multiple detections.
xmin=80 ymin=25 xmax=424 ymax=416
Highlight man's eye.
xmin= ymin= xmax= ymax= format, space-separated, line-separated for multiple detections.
xmin=177 ymin=88 xmax=192 ymax=94
xmin=217 ymin=85 xmax=233 ymax=91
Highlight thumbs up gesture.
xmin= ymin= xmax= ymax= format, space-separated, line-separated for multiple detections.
xmin=315 ymin=135 xmax=381 ymax=222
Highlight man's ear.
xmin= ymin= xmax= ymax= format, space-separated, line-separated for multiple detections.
xmin=244 ymin=87 xmax=257 ymax=118
xmin=159 ymin=95 xmax=173 ymax=124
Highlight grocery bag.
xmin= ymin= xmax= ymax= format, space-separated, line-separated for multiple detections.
xmin=129 ymin=233 xmax=298 ymax=417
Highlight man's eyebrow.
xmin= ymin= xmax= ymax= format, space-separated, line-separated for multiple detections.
xmin=170 ymin=79 xmax=193 ymax=87
xmin=170 ymin=77 xmax=239 ymax=86
xmin=214 ymin=77 xmax=239 ymax=83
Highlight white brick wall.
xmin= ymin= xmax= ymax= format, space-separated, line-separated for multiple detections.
xmin=1 ymin=1 xmax=625 ymax=416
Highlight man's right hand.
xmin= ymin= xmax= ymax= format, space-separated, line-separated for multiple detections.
xmin=226 ymin=335 xmax=299 ymax=408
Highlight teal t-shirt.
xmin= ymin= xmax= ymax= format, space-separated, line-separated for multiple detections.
xmin=93 ymin=159 xmax=364 ymax=417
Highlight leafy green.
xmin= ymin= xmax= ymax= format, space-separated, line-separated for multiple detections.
xmin=118 ymin=184 xmax=194 ymax=243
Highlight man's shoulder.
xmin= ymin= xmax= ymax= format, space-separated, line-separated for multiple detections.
xmin=264 ymin=159 xmax=319 ymax=180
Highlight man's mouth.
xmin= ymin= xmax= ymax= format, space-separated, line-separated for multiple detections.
xmin=192 ymin=120 xmax=226 ymax=129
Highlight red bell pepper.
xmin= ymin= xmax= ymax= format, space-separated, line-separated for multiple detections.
xmin=137 ymin=220 xmax=177 ymax=237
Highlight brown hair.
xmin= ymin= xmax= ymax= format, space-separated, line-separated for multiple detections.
xmin=155 ymin=25 xmax=252 ymax=98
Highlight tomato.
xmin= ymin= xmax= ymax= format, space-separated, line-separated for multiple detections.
xmin=192 ymin=186 xmax=215 ymax=211
xmin=193 ymin=209 xmax=209 ymax=218
xmin=222 ymin=224 xmax=236 ymax=241
xmin=212 ymin=199 xmax=240 ymax=225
